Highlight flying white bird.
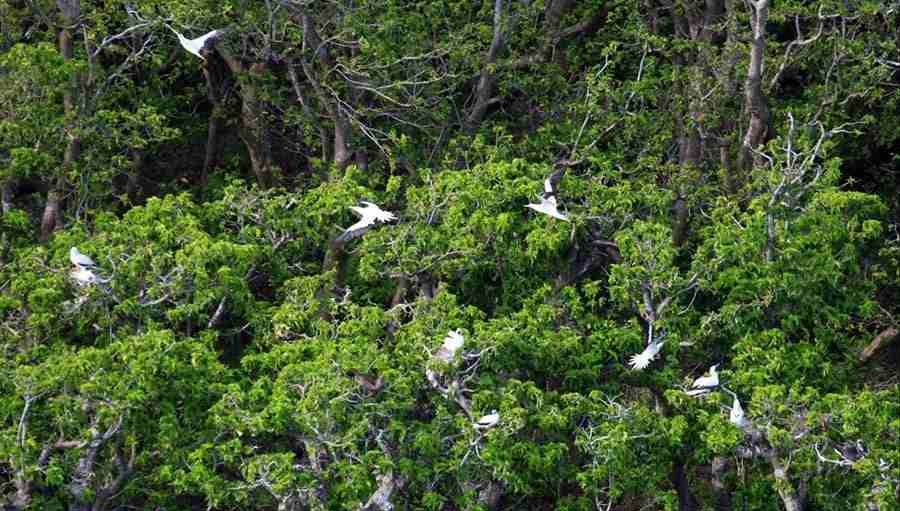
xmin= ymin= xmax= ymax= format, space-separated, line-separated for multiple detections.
xmin=628 ymin=338 xmax=665 ymax=370
xmin=526 ymin=195 xmax=570 ymax=221
xmin=69 ymin=247 xmax=97 ymax=269
xmin=474 ymin=410 xmax=500 ymax=429
xmin=166 ymin=25 xmax=227 ymax=60
xmin=338 ymin=201 xmax=397 ymax=241
xmin=525 ymin=169 xmax=570 ymax=221
xmin=433 ymin=329 xmax=464 ymax=364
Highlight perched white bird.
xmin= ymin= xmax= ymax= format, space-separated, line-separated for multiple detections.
xmin=166 ymin=25 xmax=226 ymax=60
xmin=474 ymin=410 xmax=500 ymax=429
xmin=69 ymin=247 xmax=97 ymax=269
xmin=70 ymin=267 xmax=100 ymax=287
xmin=433 ymin=329 xmax=464 ymax=364
xmin=685 ymin=364 xmax=719 ymax=396
xmin=526 ymin=195 xmax=569 ymax=221
xmin=628 ymin=338 xmax=665 ymax=370
xmin=338 ymin=201 xmax=397 ymax=241
xmin=729 ymin=396 xmax=750 ymax=429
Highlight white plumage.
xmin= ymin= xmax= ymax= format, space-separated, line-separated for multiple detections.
xmin=628 ymin=339 xmax=665 ymax=370
xmin=70 ymin=267 xmax=99 ymax=286
xmin=691 ymin=364 xmax=719 ymax=389
xmin=685 ymin=364 xmax=719 ymax=396
xmin=166 ymin=25 xmax=226 ymax=60
xmin=344 ymin=201 xmax=397 ymax=235
xmin=525 ymin=195 xmax=569 ymax=222
xmin=729 ymin=395 xmax=750 ymax=429
xmin=474 ymin=410 xmax=500 ymax=429
xmin=433 ymin=329 xmax=464 ymax=364
xmin=69 ymin=247 xmax=97 ymax=269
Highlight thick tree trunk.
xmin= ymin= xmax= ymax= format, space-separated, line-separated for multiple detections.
xmin=711 ymin=456 xmax=731 ymax=511
xmin=202 ymin=113 xmax=223 ymax=184
xmin=465 ymin=0 xmax=505 ymax=132
xmin=201 ymin=62 xmax=227 ymax=185
xmin=670 ymin=457 xmax=699 ymax=511
xmin=41 ymin=17 xmax=80 ymax=240
xmin=215 ymin=49 xmax=275 ymax=189
xmin=239 ymin=82 xmax=275 ymax=188
xmin=736 ymin=0 xmax=770 ymax=173
xmin=671 ymin=195 xmax=689 ymax=247
xmin=333 ymin=112 xmax=353 ymax=171
xmin=125 ymin=148 xmax=144 ymax=200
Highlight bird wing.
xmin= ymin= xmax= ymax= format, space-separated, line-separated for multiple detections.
xmin=629 ymin=341 xmax=663 ymax=369
xmin=628 ymin=350 xmax=652 ymax=369
xmin=71 ymin=268 xmax=97 ymax=285
xmin=543 ymin=177 xmax=554 ymax=195
xmin=476 ymin=413 xmax=499 ymax=427
xmin=549 ymin=207 xmax=570 ymax=222
xmin=347 ymin=217 xmax=375 ymax=233
xmin=70 ymin=249 xmax=96 ymax=268
xmin=442 ymin=330 xmax=464 ymax=351
xmin=336 ymin=219 xmax=374 ymax=243
xmin=202 ymin=29 xmax=226 ymax=41
xmin=432 ymin=346 xmax=454 ymax=364
xmin=685 ymin=388 xmax=711 ymax=397
xmin=691 ymin=375 xmax=712 ymax=388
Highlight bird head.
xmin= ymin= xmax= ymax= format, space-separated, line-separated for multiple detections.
xmin=710 ymin=364 xmax=719 ymax=373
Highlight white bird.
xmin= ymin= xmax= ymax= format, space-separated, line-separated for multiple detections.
xmin=525 ymin=195 xmax=569 ymax=221
xmin=69 ymin=247 xmax=97 ymax=269
xmin=474 ymin=410 xmax=500 ymax=429
xmin=166 ymin=25 xmax=226 ymax=60
xmin=729 ymin=396 xmax=750 ymax=429
xmin=433 ymin=329 xmax=464 ymax=364
xmin=338 ymin=201 xmax=397 ymax=241
xmin=70 ymin=267 xmax=100 ymax=287
xmin=628 ymin=338 xmax=665 ymax=370
xmin=685 ymin=364 xmax=719 ymax=396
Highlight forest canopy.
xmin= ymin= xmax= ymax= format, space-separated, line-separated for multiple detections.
xmin=1 ymin=0 xmax=899 ymax=510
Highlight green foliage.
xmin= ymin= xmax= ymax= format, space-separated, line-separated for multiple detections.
xmin=1 ymin=0 xmax=898 ymax=510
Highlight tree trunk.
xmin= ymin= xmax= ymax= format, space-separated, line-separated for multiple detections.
xmin=333 ymin=111 xmax=353 ymax=171
xmin=201 ymin=61 xmax=227 ymax=185
xmin=736 ymin=0 xmax=770 ymax=173
xmin=215 ymin=48 xmax=275 ymax=189
xmin=125 ymin=148 xmax=144 ymax=201
xmin=670 ymin=457 xmax=699 ymax=511
xmin=41 ymin=15 xmax=80 ymax=240
xmin=711 ymin=456 xmax=731 ymax=511
xmin=1 ymin=180 xmax=13 ymax=214
xmin=239 ymin=81 xmax=275 ymax=188
xmin=202 ymin=113 xmax=223 ymax=185
xmin=465 ymin=0 xmax=505 ymax=132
